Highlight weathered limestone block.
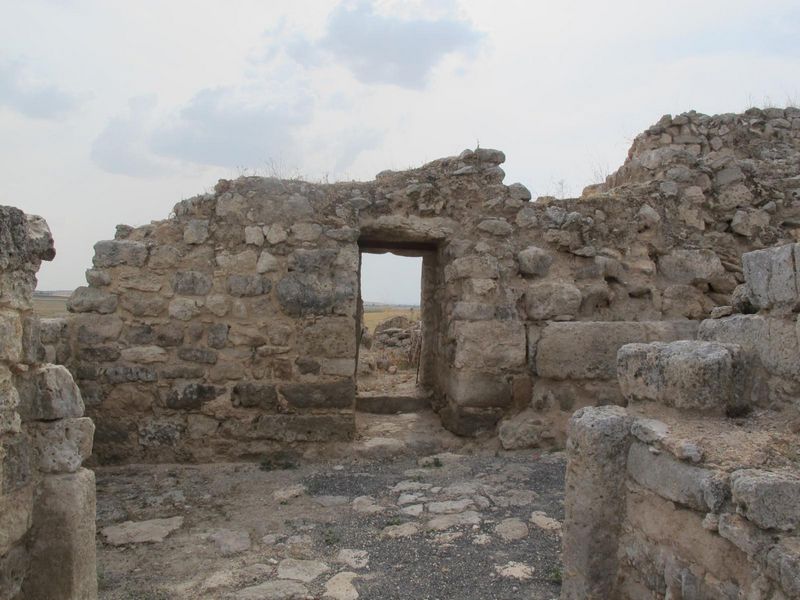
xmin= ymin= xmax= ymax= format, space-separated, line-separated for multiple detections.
xmin=276 ymin=273 xmax=338 ymax=316
xmin=742 ymin=243 xmax=800 ymax=311
xmin=0 ymin=434 xmax=32 ymax=494
xmin=120 ymin=291 xmax=167 ymax=317
xmin=0 ymin=544 xmax=28 ymax=600
xmin=280 ymin=380 xmax=354 ymax=409
xmin=0 ymin=486 xmax=33 ymax=555
xmin=766 ymin=537 xmax=800 ymax=598
xmin=453 ymin=320 xmax=526 ymax=370
xmin=92 ymin=239 xmax=148 ymax=268
xmin=66 ymin=286 xmax=118 ymax=314
xmin=699 ymin=314 xmax=800 ymax=384
xmin=16 ymin=364 xmax=84 ymax=421
xmin=0 ymin=309 xmax=22 ymax=361
xmin=627 ymin=442 xmax=728 ymax=512
xmin=177 ymin=347 xmax=217 ymax=364
xmin=536 ymin=321 xmax=698 ymax=380
xmin=517 ymin=246 xmax=553 ymax=277
xmin=227 ymin=274 xmax=271 ymax=297
xmin=183 ymin=219 xmax=209 ymax=244
xmin=717 ymin=513 xmax=775 ymax=557
xmin=39 ymin=317 xmax=68 ymax=344
xmin=119 ymin=345 xmax=168 ymax=364
xmin=299 ymin=317 xmax=356 ymax=358
xmin=27 ymin=417 xmax=95 ymax=473
xmin=21 ymin=469 xmax=97 ymax=600
xmin=232 ymin=382 xmax=278 ymax=410
xmin=477 ymin=218 xmax=512 ymax=236
xmin=658 ymin=248 xmax=725 ymax=285
xmin=731 ymin=469 xmax=800 ymax=532
xmin=169 ymin=297 xmax=201 ymax=320
xmin=617 ymin=340 xmax=756 ymax=414
xmin=74 ymin=314 xmax=123 ymax=344
xmin=171 ymin=270 xmax=212 ymax=295
xmin=165 ymin=383 xmax=221 ymax=410
xmin=497 ymin=409 xmax=544 ymax=450
xmin=525 ymin=281 xmax=581 ymax=321
xmin=447 ymin=370 xmax=511 ymax=408
xmin=623 ymin=484 xmax=750 ymax=588
xmin=561 ymin=406 xmax=631 ymax=600
xmin=444 ymin=255 xmax=499 ymax=281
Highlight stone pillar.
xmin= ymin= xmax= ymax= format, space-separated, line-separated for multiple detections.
xmin=561 ymin=405 xmax=631 ymax=600
xmin=418 ymin=251 xmax=441 ymax=393
xmin=22 ymin=469 xmax=98 ymax=600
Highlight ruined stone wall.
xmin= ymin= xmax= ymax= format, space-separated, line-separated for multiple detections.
xmin=65 ymin=108 xmax=800 ymax=463
xmin=561 ymin=242 xmax=800 ymax=600
xmin=0 ymin=206 xmax=96 ymax=600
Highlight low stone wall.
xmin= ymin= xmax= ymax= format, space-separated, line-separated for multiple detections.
xmin=0 ymin=206 xmax=96 ymax=600
xmin=561 ymin=242 xmax=800 ymax=600
xmin=61 ymin=107 xmax=800 ymax=463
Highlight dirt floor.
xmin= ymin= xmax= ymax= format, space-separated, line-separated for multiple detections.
xmin=95 ymin=412 xmax=565 ymax=600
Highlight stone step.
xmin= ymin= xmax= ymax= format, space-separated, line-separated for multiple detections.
xmin=356 ymin=392 xmax=431 ymax=414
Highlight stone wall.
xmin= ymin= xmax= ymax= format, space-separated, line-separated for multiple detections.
xmin=561 ymin=242 xmax=800 ymax=600
xmin=63 ymin=107 xmax=800 ymax=463
xmin=0 ymin=206 xmax=96 ymax=599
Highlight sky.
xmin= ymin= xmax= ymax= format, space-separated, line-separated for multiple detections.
xmin=2 ymin=0 xmax=799 ymax=301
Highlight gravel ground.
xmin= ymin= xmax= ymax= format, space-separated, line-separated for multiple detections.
xmin=95 ymin=413 xmax=565 ymax=600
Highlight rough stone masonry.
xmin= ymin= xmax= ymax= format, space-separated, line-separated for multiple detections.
xmin=0 ymin=206 xmax=96 ymax=600
xmin=42 ymin=106 xmax=800 ymax=464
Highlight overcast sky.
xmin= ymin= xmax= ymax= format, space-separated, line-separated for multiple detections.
xmin=2 ymin=0 xmax=799 ymax=303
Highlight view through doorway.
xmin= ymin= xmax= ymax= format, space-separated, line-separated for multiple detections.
xmin=356 ymin=241 xmax=441 ymax=413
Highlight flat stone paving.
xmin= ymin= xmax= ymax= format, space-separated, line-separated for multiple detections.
xmin=95 ymin=414 xmax=565 ymax=600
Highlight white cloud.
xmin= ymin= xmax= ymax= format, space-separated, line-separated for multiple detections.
xmin=279 ymin=1 xmax=484 ymax=89
xmin=150 ymin=84 xmax=315 ymax=169
xmin=90 ymin=96 xmax=169 ymax=177
xmin=0 ymin=60 xmax=78 ymax=119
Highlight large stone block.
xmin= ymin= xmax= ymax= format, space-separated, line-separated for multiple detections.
xmin=16 ymin=365 xmax=84 ymax=421
xmin=0 ymin=486 xmax=33 ymax=556
xmin=536 ymin=321 xmax=698 ymax=380
xmin=699 ymin=314 xmax=800 ymax=383
xmin=617 ymin=340 xmax=756 ymax=414
xmin=525 ymin=281 xmax=581 ymax=321
xmin=453 ymin=320 xmax=526 ymax=371
xmin=561 ymin=406 xmax=631 ymax=600
xmin=164 ymin=383 xmax=221 ymax=410
xmin=299 ymin=317 xmax=357 ymax=358
xmin=171 ymin=270 xmax=212 ymax=295
xmin=119 ymin=291 xmax=167 ymax=317
xmin=280 ymin=380 xmax=354 ymax=409
xmin=276 ymin=273 xmax=340 ymax=316
xmin=21 ymin=469 xmax=97 ymax=600
xmin=731 ymin=469 xmax=800 ymax=532
xmin=1 ymin=434 xmax=33 ymax=494
xmin=658 ymin=248 xmax=725 ymax=285
xmin=74 ymin=313 xmax=123 ymax=344
xmin=227 ymin=274 xmax=271 ymax=297
xmin=447 ymin=370 xmax=511 ymax=408
xmin=232 ymin=382 xmax=278 ymax=410
xmin=742 ymin=243 xmax=800 ymax=310
xmin=27 ymin=417 xmax=94 ymax=473
xmin=93 ymin=239 xmax=148 ymax=267
xmin=627 ymin=442 xmax=728 ymax=512
xmin=67 ymin=286 xmax=118 ymax=314
xmin=0 ymin=309 xmax=22 ymax=361
xmin=444 ymin=255 xmax=499 ymax=281
xmin=517 ymin=246 xmax=552 ymax=277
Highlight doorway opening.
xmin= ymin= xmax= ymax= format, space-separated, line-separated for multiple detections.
xmin=356 ymin=240 xmax=443 ymax=414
